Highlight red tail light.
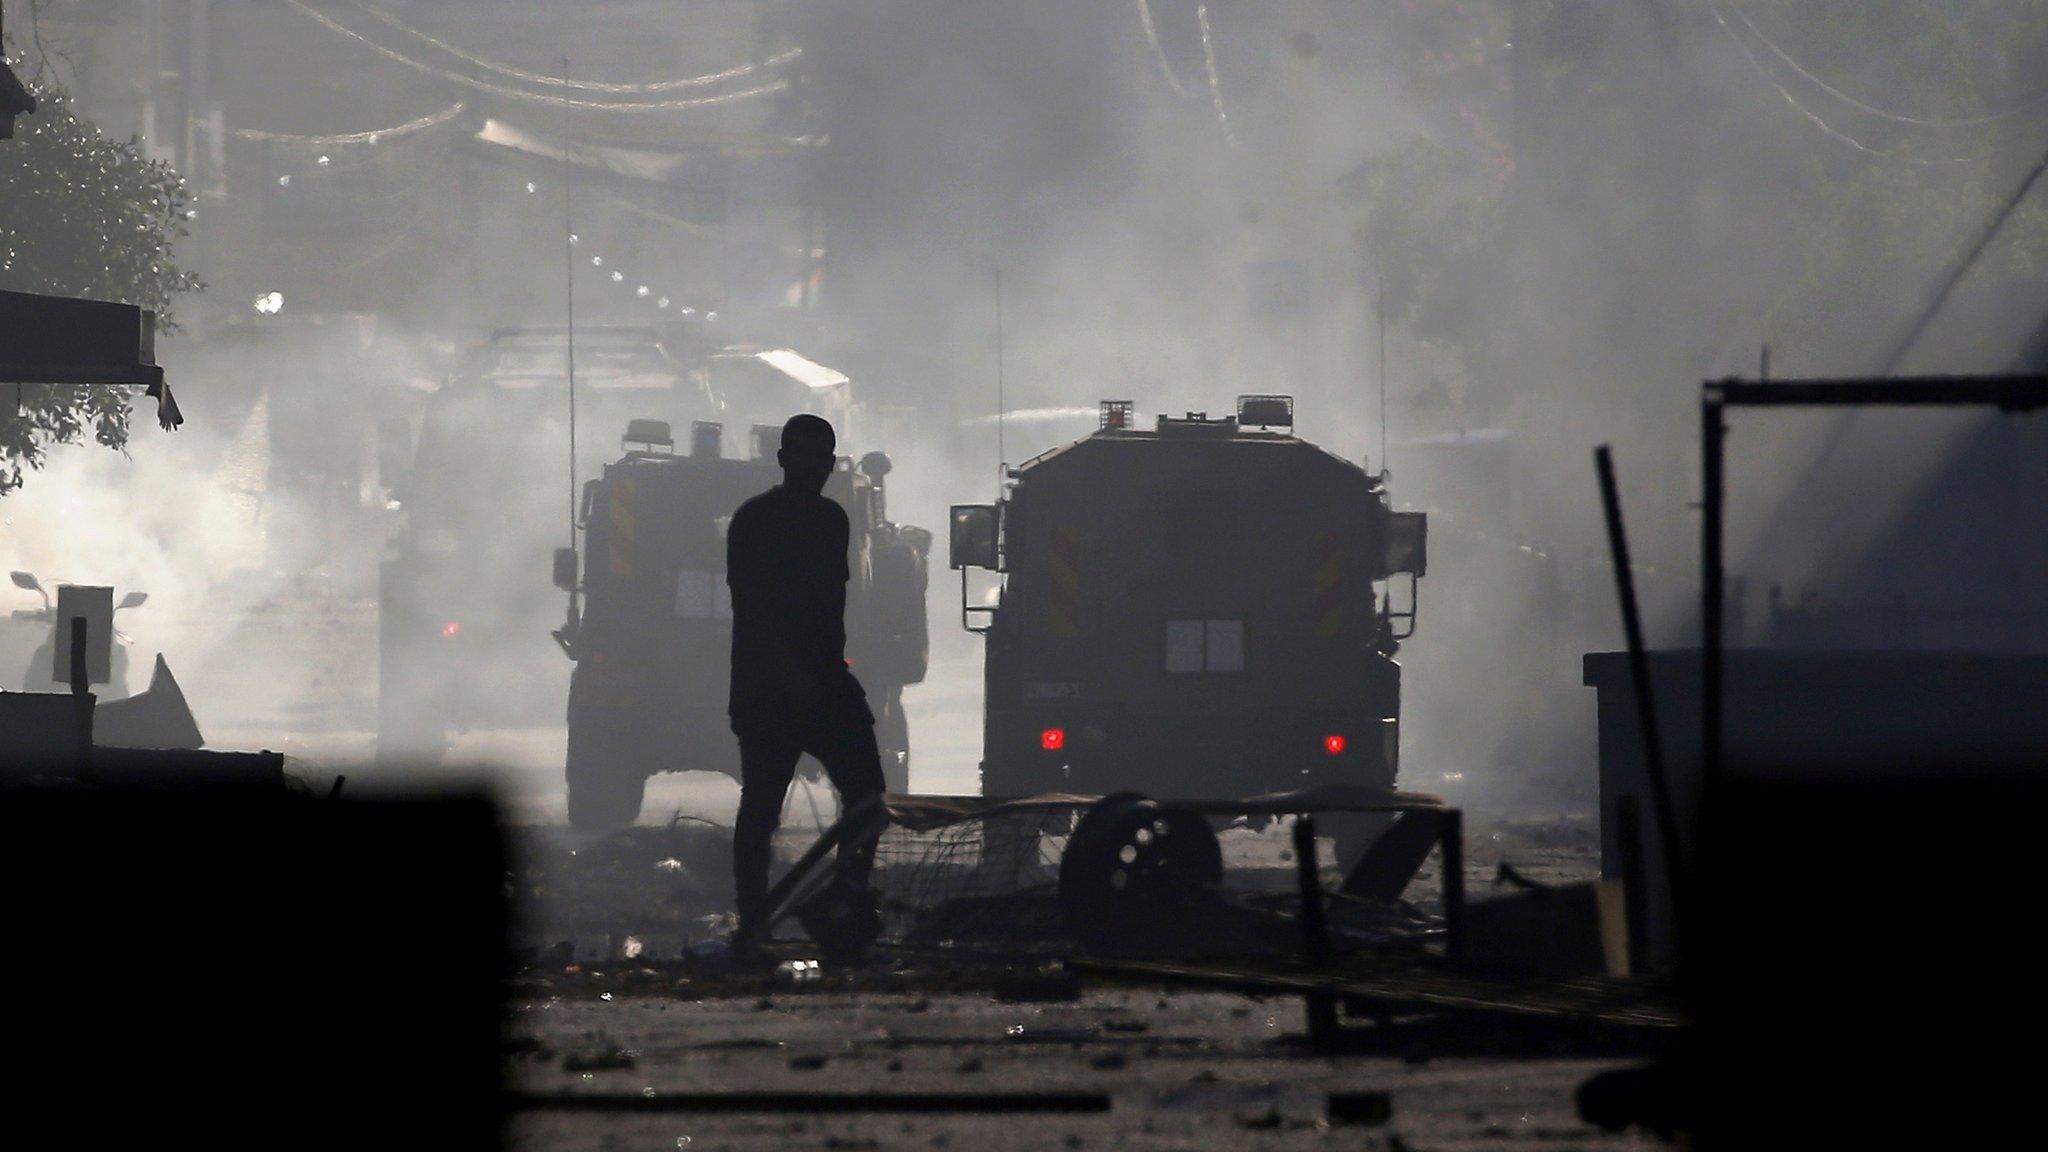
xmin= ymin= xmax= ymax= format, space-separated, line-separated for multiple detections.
xmin=440 ymin=621 xmax=461 ymax=639
xmin=1040 ymin=727 xmax=1066 ymax=752
xmin=1323 ymin=733 xmax=1346 ymax=756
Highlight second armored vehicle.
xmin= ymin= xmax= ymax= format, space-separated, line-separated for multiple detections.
xmin=950 ymin=396 xmax=1426 ymax=863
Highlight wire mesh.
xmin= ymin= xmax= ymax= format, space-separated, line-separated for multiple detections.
xmin=859 ymin=803 xmax=1087 ymax=948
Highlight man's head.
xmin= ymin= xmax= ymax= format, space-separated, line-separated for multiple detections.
xmin=777 ymin=414 xmax=837 ymax=496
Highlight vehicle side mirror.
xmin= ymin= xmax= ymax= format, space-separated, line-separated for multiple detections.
xmin=10 ymin=570 xmax=40 ymax=592
xmin=1384 ymin=511 xmax=1427 ymax=577
xmin=949 ymin=505 xmax=998 ymax=570
xmin=119 ymin=591 xmax=149 ymax=609
xmin=552 ymin=547 xmax=579 ymax=592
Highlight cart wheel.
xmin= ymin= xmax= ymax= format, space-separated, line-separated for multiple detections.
xmin=1058 ymin=793 xmax=1223 ymax=954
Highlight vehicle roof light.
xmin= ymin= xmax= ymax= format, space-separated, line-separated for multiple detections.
xmin=1237 ymin=394 xmax=1294 ymax=429
xmin=1099 ymin=400 xmax=1134 ymax=430
xmin=623 ymin=418 xmax=673 ymax=453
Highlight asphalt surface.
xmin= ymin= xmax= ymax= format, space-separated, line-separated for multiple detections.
xmin=496 ymin=812 xmax=1645 ymax=1151
xmin=506 ymin=982 xmax=1658 ymax=1151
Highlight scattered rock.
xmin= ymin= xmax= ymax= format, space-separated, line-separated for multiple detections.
xmin=1328 ymin=1092 xmax=1393 ymax=1126
xmin=562 ymin=1045 xmax=636 ymax=1072
xmin=788 ymin=1053 xmax=829 ymax=1071
xmin=956 ymin=1057 xmax=984 ymax=1073
xmin=1089 ymin=1053 xmax=1126 ymax=1070
xmin=993 ymin=967 xmax=1081 ymax=1003
xmin=1236 ymin=1107 xmax=1284 ymax=1130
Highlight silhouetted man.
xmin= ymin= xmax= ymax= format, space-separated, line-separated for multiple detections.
xmin=726 ymin=414 xmax=885 ymax=947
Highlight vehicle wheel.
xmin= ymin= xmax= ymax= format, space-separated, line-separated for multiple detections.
xmin=565 ymin=721 xmax=647 ymax=831
xmin=1058 ymin=793 xmax=1223 ymax=954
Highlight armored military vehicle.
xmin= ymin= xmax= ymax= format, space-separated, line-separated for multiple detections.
xmin=553 ymin=418 xmax=931 ymax=829
xmin=377 ymin=327 xmax=863 ymax=763
xmin=949 ymin=396 xmax=1426 ymax=861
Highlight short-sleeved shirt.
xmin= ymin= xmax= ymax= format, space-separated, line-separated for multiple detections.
xmin=726 ymin=485 xmax=870 ymax=732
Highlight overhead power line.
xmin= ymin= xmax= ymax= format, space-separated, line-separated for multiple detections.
xmin=228 ymin=100 xmax=467 ymax=145
xmin=1197 ymin=4 xmax=1238 ymax=148
xmin=1704 ymin=0 xmax=1997 ymax=166
xmin=284 ymin=0 xmax=789 ymax=113
xmin=1721 ymin=0 xmax=2048 ymax=130
xmin=347 ymin=1 xmax=802 ymax=96
xmin=1135 ymin=0 xmax=1196 ymax=99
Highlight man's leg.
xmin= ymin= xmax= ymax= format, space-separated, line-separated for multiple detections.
xmin=733 ymin=730 xmax=803 ymax=941
xmin=810 ymin=720 xmax=887 ymax=891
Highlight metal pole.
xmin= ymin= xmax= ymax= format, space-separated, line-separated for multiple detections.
xmin=562 ymin=59 xmax=580 ymax=620
xmin=1377 ymin=268 xmax=1388 ymax=478
xmin=1700 ymin=388 xmax=1727 ymax=792
xmin=1441 ymin=808 xmax=1465 ymax=959
xmin=1595 ymin=445 xmax=1686 ymax=938
xmin=1291 ymin=815 xmax=1338 ymax=1045
xmin=994 ymin=268 xmax=1006 ymax=478
xmin=70 ymin=617 xmax=94 ymax=784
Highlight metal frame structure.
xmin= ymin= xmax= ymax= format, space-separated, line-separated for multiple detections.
xmin=1698 ymin=374 xmax=2048 ymax=789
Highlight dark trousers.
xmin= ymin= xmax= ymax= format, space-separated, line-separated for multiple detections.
xmin=732 ymin=719 xmax=886 ymax=937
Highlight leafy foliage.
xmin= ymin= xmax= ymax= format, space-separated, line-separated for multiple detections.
xmin=1 ymin=44 xmax=200 ymax=495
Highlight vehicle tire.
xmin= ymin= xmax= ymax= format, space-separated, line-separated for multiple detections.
xmin=565 ymin=720 xmax=647 ymax=831
xmin=1058 ymin=793 xmax=1223 ymax=954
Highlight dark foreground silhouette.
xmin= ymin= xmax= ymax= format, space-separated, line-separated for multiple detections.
xmin=726 ymin=414 xmax=883 ymax=945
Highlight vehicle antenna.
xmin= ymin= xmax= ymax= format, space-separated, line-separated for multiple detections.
xmin=994 ymin=266 xmax=1006 ymax=489
xmin=562 ymin=57 xmax=579 ymax=553
xmin=1377 ymin=267 xmax=1389 ymax=480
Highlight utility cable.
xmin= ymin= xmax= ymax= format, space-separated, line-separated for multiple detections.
xmin=1721 ymin=0 xmax=2048 ymax=130
xmin=284 ymin=0 xmax=789 ymax=113
xmin=1736 ymin=139 xmax=2048 ymax=572
xmin=228 ymin=100 xmax=466 ymax=145
xmin=1704 ymin=0 xmax=1997 ymax=166
xmin=1136 ymin=0 xmax=1196 ymax=99
xmin=1197 ymin=4 xmax=1238 ymax=148
xmin=347 ymin=1 xmax=801 ymax=96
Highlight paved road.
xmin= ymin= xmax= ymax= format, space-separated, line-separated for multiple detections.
xmin=507 ymin=984 xmax=1656 ymax=1151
